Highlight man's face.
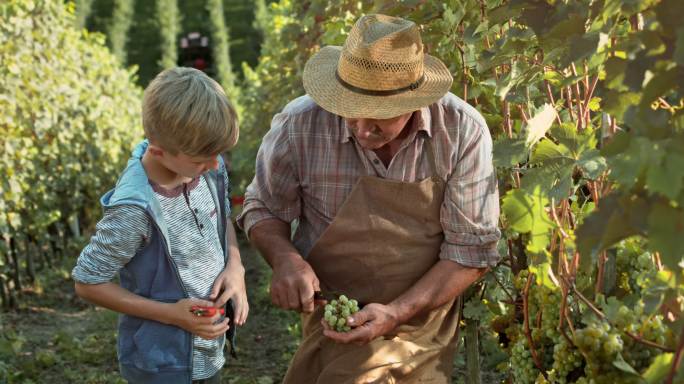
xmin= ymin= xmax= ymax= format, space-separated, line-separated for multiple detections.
xmin=345 ymin=112 xmax=414 ymax=150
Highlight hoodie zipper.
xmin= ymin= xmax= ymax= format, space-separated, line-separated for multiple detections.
xmin=148 ymin=218 xmax=195 ymax=378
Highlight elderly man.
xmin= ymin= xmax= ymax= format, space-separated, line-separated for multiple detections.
xmin=237 ymin=14 xmax=501 ymax=383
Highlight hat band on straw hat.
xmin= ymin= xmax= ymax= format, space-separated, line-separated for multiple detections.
xmin=334 ymin=70 xmax=426 ymax=97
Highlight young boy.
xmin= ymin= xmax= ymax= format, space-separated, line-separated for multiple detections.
xmin=72 ymin=67 xmax=247 ymax=384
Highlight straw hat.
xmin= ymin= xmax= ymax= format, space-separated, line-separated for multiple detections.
xmin=303 ymin=14 xmax=453 ymax=119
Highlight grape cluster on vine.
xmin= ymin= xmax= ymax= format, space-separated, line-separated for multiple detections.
xmin=510 ymin=338 xmax=539 ymax=383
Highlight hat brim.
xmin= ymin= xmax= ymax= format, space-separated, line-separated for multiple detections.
xmin=303 ymin=46 xmax=453 ymax=119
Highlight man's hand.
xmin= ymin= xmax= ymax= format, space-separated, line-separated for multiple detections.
xmin=210 ymin=262 xmax=249 ymax=326
xmin=270 ymin=254 xmax=320 ymax=313
xmin=321 ymin=303 xmax=399 ymax=345
xmin=247 ymin=218 xmax=320 ymax=313
xmin=167 ymin=298 xmax=230 ymax=340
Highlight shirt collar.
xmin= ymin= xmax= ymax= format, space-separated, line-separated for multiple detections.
xmin=341 ymin=107 xmax=432 ymax=144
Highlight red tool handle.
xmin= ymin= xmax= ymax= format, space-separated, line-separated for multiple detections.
xmin=190 ymin=306 xmax=225 ymax=317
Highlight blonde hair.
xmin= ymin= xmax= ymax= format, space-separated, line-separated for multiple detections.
xmin=142 ymin=67 xmax=238 ymax=156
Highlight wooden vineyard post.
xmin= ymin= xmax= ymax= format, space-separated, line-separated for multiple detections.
xmin=463 ymin=284 xmax=483 ymax=384
xmin=465 ymin=317 xmax=481 ymax=384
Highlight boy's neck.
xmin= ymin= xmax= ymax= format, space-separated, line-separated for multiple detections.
xmin=141 ymin=151 xmax=193 ymax=189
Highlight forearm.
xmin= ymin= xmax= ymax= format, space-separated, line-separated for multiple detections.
xmin=248 ymin=218 xmax=303 ymax=269
xmin=226 ymin=220 xmax=244 ymax=272
xmin=388 ymin=260 xmax=486 ymax=325
xmin=74 ymin=282 xmax=175 ymax=324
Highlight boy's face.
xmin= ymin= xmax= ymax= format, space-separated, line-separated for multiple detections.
xmin=150 ymin=145 xmax=220 ymax=179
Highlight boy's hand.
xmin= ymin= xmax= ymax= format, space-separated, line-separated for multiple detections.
xmin=210 ymin=262 xmax=249 ymax=326
xmin=168 ymin=298 xmax=230 ymax=340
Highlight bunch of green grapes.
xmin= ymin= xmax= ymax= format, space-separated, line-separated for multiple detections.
xmin=621 ymin=314 xmax=671 ymax=370
xmin=566 ymin=303 xmax=672 ymax=382
xmin=573 ymin=322 xmax=623 ymax=376
xmin=546 ymin=337 xmax=583 ymax=384
xmin=513 ymin=269 xmax=530 ymax=291
xmin=510 ymin=338 xmax=539 ymax=384
xmin=532 ymin=285 xmax=563 ymax=343
xmin=514 ymin=270 xmax=539 ymax=318
xmin=508 ymin=272 xmax=554 ymax=381
xmin=324 ymin=295 xmax=359 ymax=332
xmin=603 ymin=300 xmax=673 ymax=372
xmin=615 ymin=240 xmax=657 ymax=294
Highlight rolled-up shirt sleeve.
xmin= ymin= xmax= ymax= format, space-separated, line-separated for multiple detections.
xmin=72 ymin=205 xmax=150 ymax=284
xmin=237 ymin=112 xmax=301 ymax=237
xmin=440 ymin=115 xmax=501 ymax=267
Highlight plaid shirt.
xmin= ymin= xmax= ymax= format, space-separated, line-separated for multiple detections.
xmin=237 ymin=93 xmax=501 ymax=267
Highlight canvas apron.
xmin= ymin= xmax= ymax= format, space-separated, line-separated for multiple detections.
xmin=283 ymin=139 xmax=461 ymax=384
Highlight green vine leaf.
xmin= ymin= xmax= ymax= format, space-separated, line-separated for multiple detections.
xmin=612 ymin=352 xmax=640 ymax=376
xmin=645 ymin=152 xmax=684 ymax=200
xmin=493 ymin=137 xmax=528 ymax=167
xmin=578 ymin=149 xmax=608 ymax=179
xmin=502 ymin=186 xmax=554 ymax=254
xmin=647 ymin=201 xmax=684 ymax=270
xmin=462 ymin=298 xmax=491 ymax=322
xmin=576 ymin=194 xmax=646 ymax=272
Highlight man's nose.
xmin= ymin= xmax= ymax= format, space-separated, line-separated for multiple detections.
xmin=354 ymin=120 xmax=375 ymax=138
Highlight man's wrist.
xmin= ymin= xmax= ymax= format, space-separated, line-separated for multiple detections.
xmin=269 ymin=251 xmax=305 ymax=271
xmin=386 ymin=300 xmax=417 ymax=326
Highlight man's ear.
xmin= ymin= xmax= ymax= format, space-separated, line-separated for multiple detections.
xmin=147 ymin=144 xmax=165 ymax=157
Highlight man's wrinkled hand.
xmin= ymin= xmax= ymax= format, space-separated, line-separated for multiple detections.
xmin=210 ymin=262 xmax=249 ymax=326
xmin=321 ymin=303 xmax=399 ymax=345
xmin=270 ymin=255 xmax=320 ymax=313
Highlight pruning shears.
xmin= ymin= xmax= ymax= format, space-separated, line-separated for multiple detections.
xmin=190 ymin=306 xmax=225 ymax=317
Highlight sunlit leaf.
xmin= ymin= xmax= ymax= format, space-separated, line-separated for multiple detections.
xmin=529 ymin=262 xmax=558 ymax=290
xmin=642 ymin=353 xmax=673 ymax=384
xmin=525 ymin=104 xmax=557 ymax=146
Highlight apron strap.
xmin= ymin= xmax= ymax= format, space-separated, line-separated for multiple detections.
xmin=423 ymin=135 xmax=443 ymax=182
